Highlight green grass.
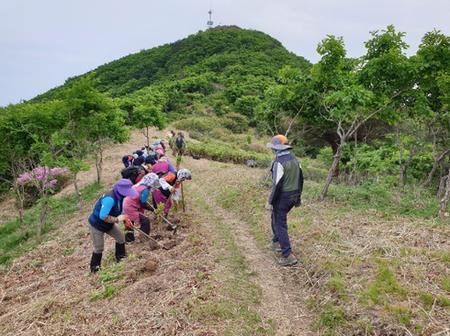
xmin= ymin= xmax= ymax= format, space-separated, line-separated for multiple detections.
xmin=0 ymin=182 xmax=104 ymax=264
xmin=326 ymin=180 xmax=438 ymax=218
xmin=186 ymin=185 xmax=275 ymax=336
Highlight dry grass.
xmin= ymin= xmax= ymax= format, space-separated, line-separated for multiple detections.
xmin=201 ymin=160 xmax=450 ymax=336
xmin=3 ymin=126 xmax=449 ymax=335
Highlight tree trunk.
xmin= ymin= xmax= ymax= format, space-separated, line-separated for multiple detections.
xmin=438 ymin=170 xmax=450 ymax=218
xmin=95 ymin=141 xmax=103 ymax=184
xmin=420 ymin=159 xmax=442 ymax=189
xmin=261 ymin=155 xmax=276 ymax=183
xmin=320 ymin=143 xmax=345 ymax=200
xmin=13 ymin=182 xmax=26 ymax=237
xmin=348 ymin=132 xmax=358 ymax=186
xmin=330 ymin=141 xmax=340 ymax=178
xmin=437 ymin=173 xmax=448 ymax=200
xmin=73 ymin=171 xmax=82 ymax=203
xmin=36 ymin=200 xmax=48 ymax=242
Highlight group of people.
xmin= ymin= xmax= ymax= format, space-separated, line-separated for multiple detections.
xmin=121 ymin=139 xmax=167 ymax=169
xmin=88 ymin=138 xmax=192 ymax=273
xmin=88 ymin=132 xmax=304 ymax=272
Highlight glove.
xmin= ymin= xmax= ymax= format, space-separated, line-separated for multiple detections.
xmin=173 ymin=201 xmax=178 ymax=208
xmin=124 ymin=219 xmax=133 ymax=229
xmin=168 ymin=186 xmax=177 ymax=194
xmin=265 ymin=202 xmax=273 ymax=211
xmin=117 ymin=214 xmax=129 ymax=223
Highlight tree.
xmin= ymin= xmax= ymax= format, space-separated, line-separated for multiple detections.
xmin=261 ymin=26 xmax=415 ymax=199
xmin=62 ymin=74 xmax=130 ymax=185
xmin=413 ymin=30 xmax=450 ymax=190
xmin=20 ymin=101 xmax=73 ymax=241
xmin=130 ymin=89 xmax=167 ymax=147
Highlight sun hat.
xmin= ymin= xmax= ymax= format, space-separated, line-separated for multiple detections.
xmin=177 ymin=169 xmax=192 ymax=181
xmin=154 ymin=140 xmax=161 ymax=145
xmin=266 ymin=135 xmax=292 ymax=150
xmin=116 ymin=179 xmax=139 ymax=197
xmin=140 ymin=173 xmax=159 ymax=187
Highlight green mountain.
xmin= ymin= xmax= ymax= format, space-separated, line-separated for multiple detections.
xmin=31 ymin=26 xmax=311 ymax=119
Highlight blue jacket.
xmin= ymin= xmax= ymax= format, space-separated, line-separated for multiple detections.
xmin=88 ymin=190 xmax=122 ymax=232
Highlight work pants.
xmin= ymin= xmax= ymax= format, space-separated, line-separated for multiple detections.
xmin=89 ymin=223 xmax=125 ymax=254
xmin=125 ymin=214 xmax=150 ymax=242
xmin=271 ymin=195 xmax=299 ymax=258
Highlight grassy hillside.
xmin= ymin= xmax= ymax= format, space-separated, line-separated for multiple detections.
xmin=30 ymin=26 xmax=311 ymax=119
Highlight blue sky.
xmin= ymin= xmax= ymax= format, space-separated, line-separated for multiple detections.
xmin=1 ymin=0 xmax=449 ymax=107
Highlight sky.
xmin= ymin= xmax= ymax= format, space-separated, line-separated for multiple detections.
xmin=1 ymin=0 xmax=449 ymax=107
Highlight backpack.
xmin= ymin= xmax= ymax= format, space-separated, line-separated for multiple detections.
xmin=247 ymin=160 xmax=255 ymax=167
xmin=121 ymin=165 xmax=145 ymax=184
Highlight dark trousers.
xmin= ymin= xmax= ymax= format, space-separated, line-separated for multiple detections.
xmin=271 ymin=196 xmax=298 ymax=258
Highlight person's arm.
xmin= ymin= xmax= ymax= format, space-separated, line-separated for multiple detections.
xmin=168 ymin=162 xmax=175 ymax=172
xmin=159 ymin=178 xmax=171 ymax=190
xmin=138 ymin=189 xmax=153 ymax=211
xmin=172 ymin=188 xmax=180 ymax=201
xmin=267 ymin=162 xmax=284 ymax=205
xmin=99 ymin=197 xmax=120 ymax=223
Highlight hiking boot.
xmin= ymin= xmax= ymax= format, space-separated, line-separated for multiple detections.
xmin=115 ymin=243 xmax=126 ymax=262
xmin=90 ymin=252 xmax=102 ymax=273
xmin=269 ymin=241 xmax=282 ymax=252
xmin=277 ymin=254 xmax=298 ymax=267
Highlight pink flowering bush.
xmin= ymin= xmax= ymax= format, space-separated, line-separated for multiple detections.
xmin=15 ymin=167 xmax=72 ymax=207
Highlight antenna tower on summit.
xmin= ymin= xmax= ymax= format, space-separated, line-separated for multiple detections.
xmin=207 ymin=9 xmax=213 ymax=29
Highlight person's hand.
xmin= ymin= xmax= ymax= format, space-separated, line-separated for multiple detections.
xmin=173 ymin=201 xmax=178 ymax=208
xmin=124 ymin=219 xmax=133 ymax=228
xmin=169 ymin=186 xmax=177 ymax=194
xmin=265 ymin=202 xmax=273 ymax=211
xmin=117 ymin=214 xmax=129 ymax=223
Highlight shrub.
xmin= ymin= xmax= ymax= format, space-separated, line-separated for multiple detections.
xmin=221 ymin=112 xmax=249 ymax=133
xmin=14 ymin=166 xmax=72 ymax=207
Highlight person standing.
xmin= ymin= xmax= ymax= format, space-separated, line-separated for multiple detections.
xmin=173 ymin=131 xmax=187 ymax=157
xmin=265 ymin=135 xmax=303 ymax=267
xmin=88 ymin=179 xmax=138 ymax=273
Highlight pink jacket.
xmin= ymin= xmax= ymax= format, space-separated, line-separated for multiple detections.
xmin=123 ymin=184 xmax=147 ymax=222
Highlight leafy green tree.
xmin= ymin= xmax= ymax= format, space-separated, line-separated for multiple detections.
xmin=62 ymin=74 xmax=130 ymax=185
xmin=261 ymin=26 xmax=415 ymax=199
xmin=129 ymin=89 xmax=167 ymax=147
xmin=412 ymin=30 xmax=450 ymax=190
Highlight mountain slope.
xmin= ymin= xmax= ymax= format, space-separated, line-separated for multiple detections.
xmin=30 ymin=26 xmax=311 ymax=105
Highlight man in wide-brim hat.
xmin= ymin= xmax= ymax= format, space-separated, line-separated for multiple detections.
xmin=265 ymin=135 xmax=304 ymax=267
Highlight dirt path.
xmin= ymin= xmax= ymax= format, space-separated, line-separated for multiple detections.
xmin=183 ymin=155 xmax=313 ymax=335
